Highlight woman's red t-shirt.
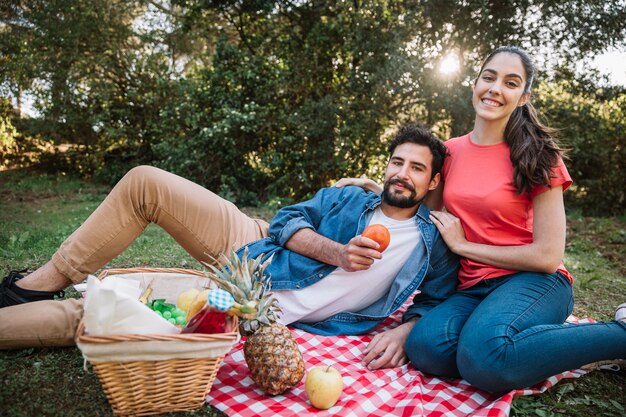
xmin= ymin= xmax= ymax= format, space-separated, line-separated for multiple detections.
xmin=442 ymin=134 xmax=573 ymax=290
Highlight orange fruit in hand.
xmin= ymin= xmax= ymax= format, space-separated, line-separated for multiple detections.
xmin=361 ymin=224 xmax=390 ymax=252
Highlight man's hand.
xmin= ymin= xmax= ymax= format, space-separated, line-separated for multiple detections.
xmin=338 ymin=235 xmax=382 ymax=272
xmin=362 ymin=320 xmax=417 ymax=370
xmin=285 ymin=228 xmax=382 ymax=271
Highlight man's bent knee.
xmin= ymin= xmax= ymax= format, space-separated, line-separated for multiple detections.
xmin=123 ymin=165 xmax=165 ymax=187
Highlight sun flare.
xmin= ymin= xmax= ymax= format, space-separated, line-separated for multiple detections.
xmin=439 ymin=53 xmax=460 ymax=75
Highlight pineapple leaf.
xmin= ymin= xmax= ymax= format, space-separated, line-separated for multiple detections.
xmin=202 ymin=248 xmax=281 ymax=335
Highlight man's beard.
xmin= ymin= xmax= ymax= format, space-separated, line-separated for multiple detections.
xmin=382 ymin=178 xmax=421 ymax=208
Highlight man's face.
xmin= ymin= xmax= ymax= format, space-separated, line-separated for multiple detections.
xmin=382 ymin=142 xmax=440 ymax=208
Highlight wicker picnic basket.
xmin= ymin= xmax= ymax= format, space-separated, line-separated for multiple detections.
xmin=76 ymin=267 xmax=240 ymax=417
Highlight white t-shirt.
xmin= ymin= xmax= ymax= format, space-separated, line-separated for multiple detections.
xmin=274 ymin=207 xmax=421 ymax=325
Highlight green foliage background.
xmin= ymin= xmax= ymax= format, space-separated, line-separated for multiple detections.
xmin=1 ymin=0 xmax=625 ymax=213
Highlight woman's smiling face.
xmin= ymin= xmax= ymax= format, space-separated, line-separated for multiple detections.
xmin=472 ymin=52 xmax=530 ymax=123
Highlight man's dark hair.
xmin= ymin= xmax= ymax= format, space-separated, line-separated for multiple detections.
xmin=387 ymin=123 xmax=448 ymax=178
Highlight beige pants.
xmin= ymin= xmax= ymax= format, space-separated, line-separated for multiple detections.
xmin=0 ymin=166 xmax=269 ymax=349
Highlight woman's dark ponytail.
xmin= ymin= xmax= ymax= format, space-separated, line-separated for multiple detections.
xmin=480 ymin=46 xmax=565 ymax=194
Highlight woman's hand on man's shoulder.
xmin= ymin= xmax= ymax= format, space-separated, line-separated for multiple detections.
xmin=334 ymin=177 xmax=383 ymax=194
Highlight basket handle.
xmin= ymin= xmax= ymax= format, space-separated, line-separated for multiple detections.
xmin=97 ymin=267 xmax=207 ymax=280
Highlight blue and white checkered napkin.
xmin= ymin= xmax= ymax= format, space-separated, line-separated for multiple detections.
xmin=207 ymin=288 xmax=235 ymax=312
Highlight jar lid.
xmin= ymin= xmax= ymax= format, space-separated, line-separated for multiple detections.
xmin=207 ymin=288 xmax=235 ymax=312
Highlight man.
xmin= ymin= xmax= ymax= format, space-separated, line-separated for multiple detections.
xmin=0 ymin=123 xmax=458 ymax=369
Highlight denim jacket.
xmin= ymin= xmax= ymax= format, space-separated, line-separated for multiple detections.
xmin=236 ymin=185 xmax=459 ymax=336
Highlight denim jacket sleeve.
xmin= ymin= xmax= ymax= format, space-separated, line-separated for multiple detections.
xmin=402 ymin=233 xmax=459 ymax=322
xmin=268 ymin=186 xmax=345 ymax=246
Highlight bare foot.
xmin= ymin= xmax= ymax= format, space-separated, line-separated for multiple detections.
xmin=14 ymin=261 xmax=72 ymax=292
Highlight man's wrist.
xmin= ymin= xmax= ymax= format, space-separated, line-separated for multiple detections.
xmin=324 ymin=241 xmax=345 ymax=267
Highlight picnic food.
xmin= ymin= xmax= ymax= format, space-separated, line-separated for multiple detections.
xmin=362 ymin=224 xmax=391 ymax=252
xmin=181 ymin=289 xmax=234 ymax=334
xmin=138 ymin=285 xmax=153 ymax=304
xmin=176 ymin=287 xmax=200 ymax=312
xmin=205 ymin=249 xmax=305 ymax=395
xmin=148 ymin=299 xmax=188 ymax=326
xmin=186 ymin=289 xmax=211 ymax=319
xmin=305 ymin=365 xmax=343 ymax=409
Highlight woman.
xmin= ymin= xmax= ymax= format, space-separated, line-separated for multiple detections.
xmin=339 ymin=46 xmax=626 ymax=393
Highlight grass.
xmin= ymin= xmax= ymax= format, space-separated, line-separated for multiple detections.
xmin=0 ymin=168 xmax=624 ymax=417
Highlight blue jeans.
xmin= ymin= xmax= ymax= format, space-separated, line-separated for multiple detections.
xmin=406 ymin=271 xmax=626 ymax=393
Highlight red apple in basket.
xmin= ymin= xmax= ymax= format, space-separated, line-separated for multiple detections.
xmin=305 ymin=365 xmax=343 ymax=409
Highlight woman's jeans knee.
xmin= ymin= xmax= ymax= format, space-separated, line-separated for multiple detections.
xmin=407 ymin=315 xmax=460 ymax=378
xmin=406 ymin=292 xmax=481 ymax=378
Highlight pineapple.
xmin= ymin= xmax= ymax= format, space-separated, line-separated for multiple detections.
xmin=204 ymin=248 xmax=305 ymax=395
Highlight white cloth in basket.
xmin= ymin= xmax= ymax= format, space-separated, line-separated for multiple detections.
xmin=83 ymin=275 xmax=179 ymax=336
xmin=78 ymin=270 xmax=240 ymax=362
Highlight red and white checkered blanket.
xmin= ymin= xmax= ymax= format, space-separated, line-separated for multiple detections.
xmin=206 ymin=309 xmax=589 ymax=417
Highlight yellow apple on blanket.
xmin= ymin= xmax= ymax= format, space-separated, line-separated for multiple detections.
xmin=305 ymin=365 xmax=343 ymax=409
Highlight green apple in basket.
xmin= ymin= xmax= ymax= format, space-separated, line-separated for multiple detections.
xmin=204 ymin=249 xmax=305 ymax=396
